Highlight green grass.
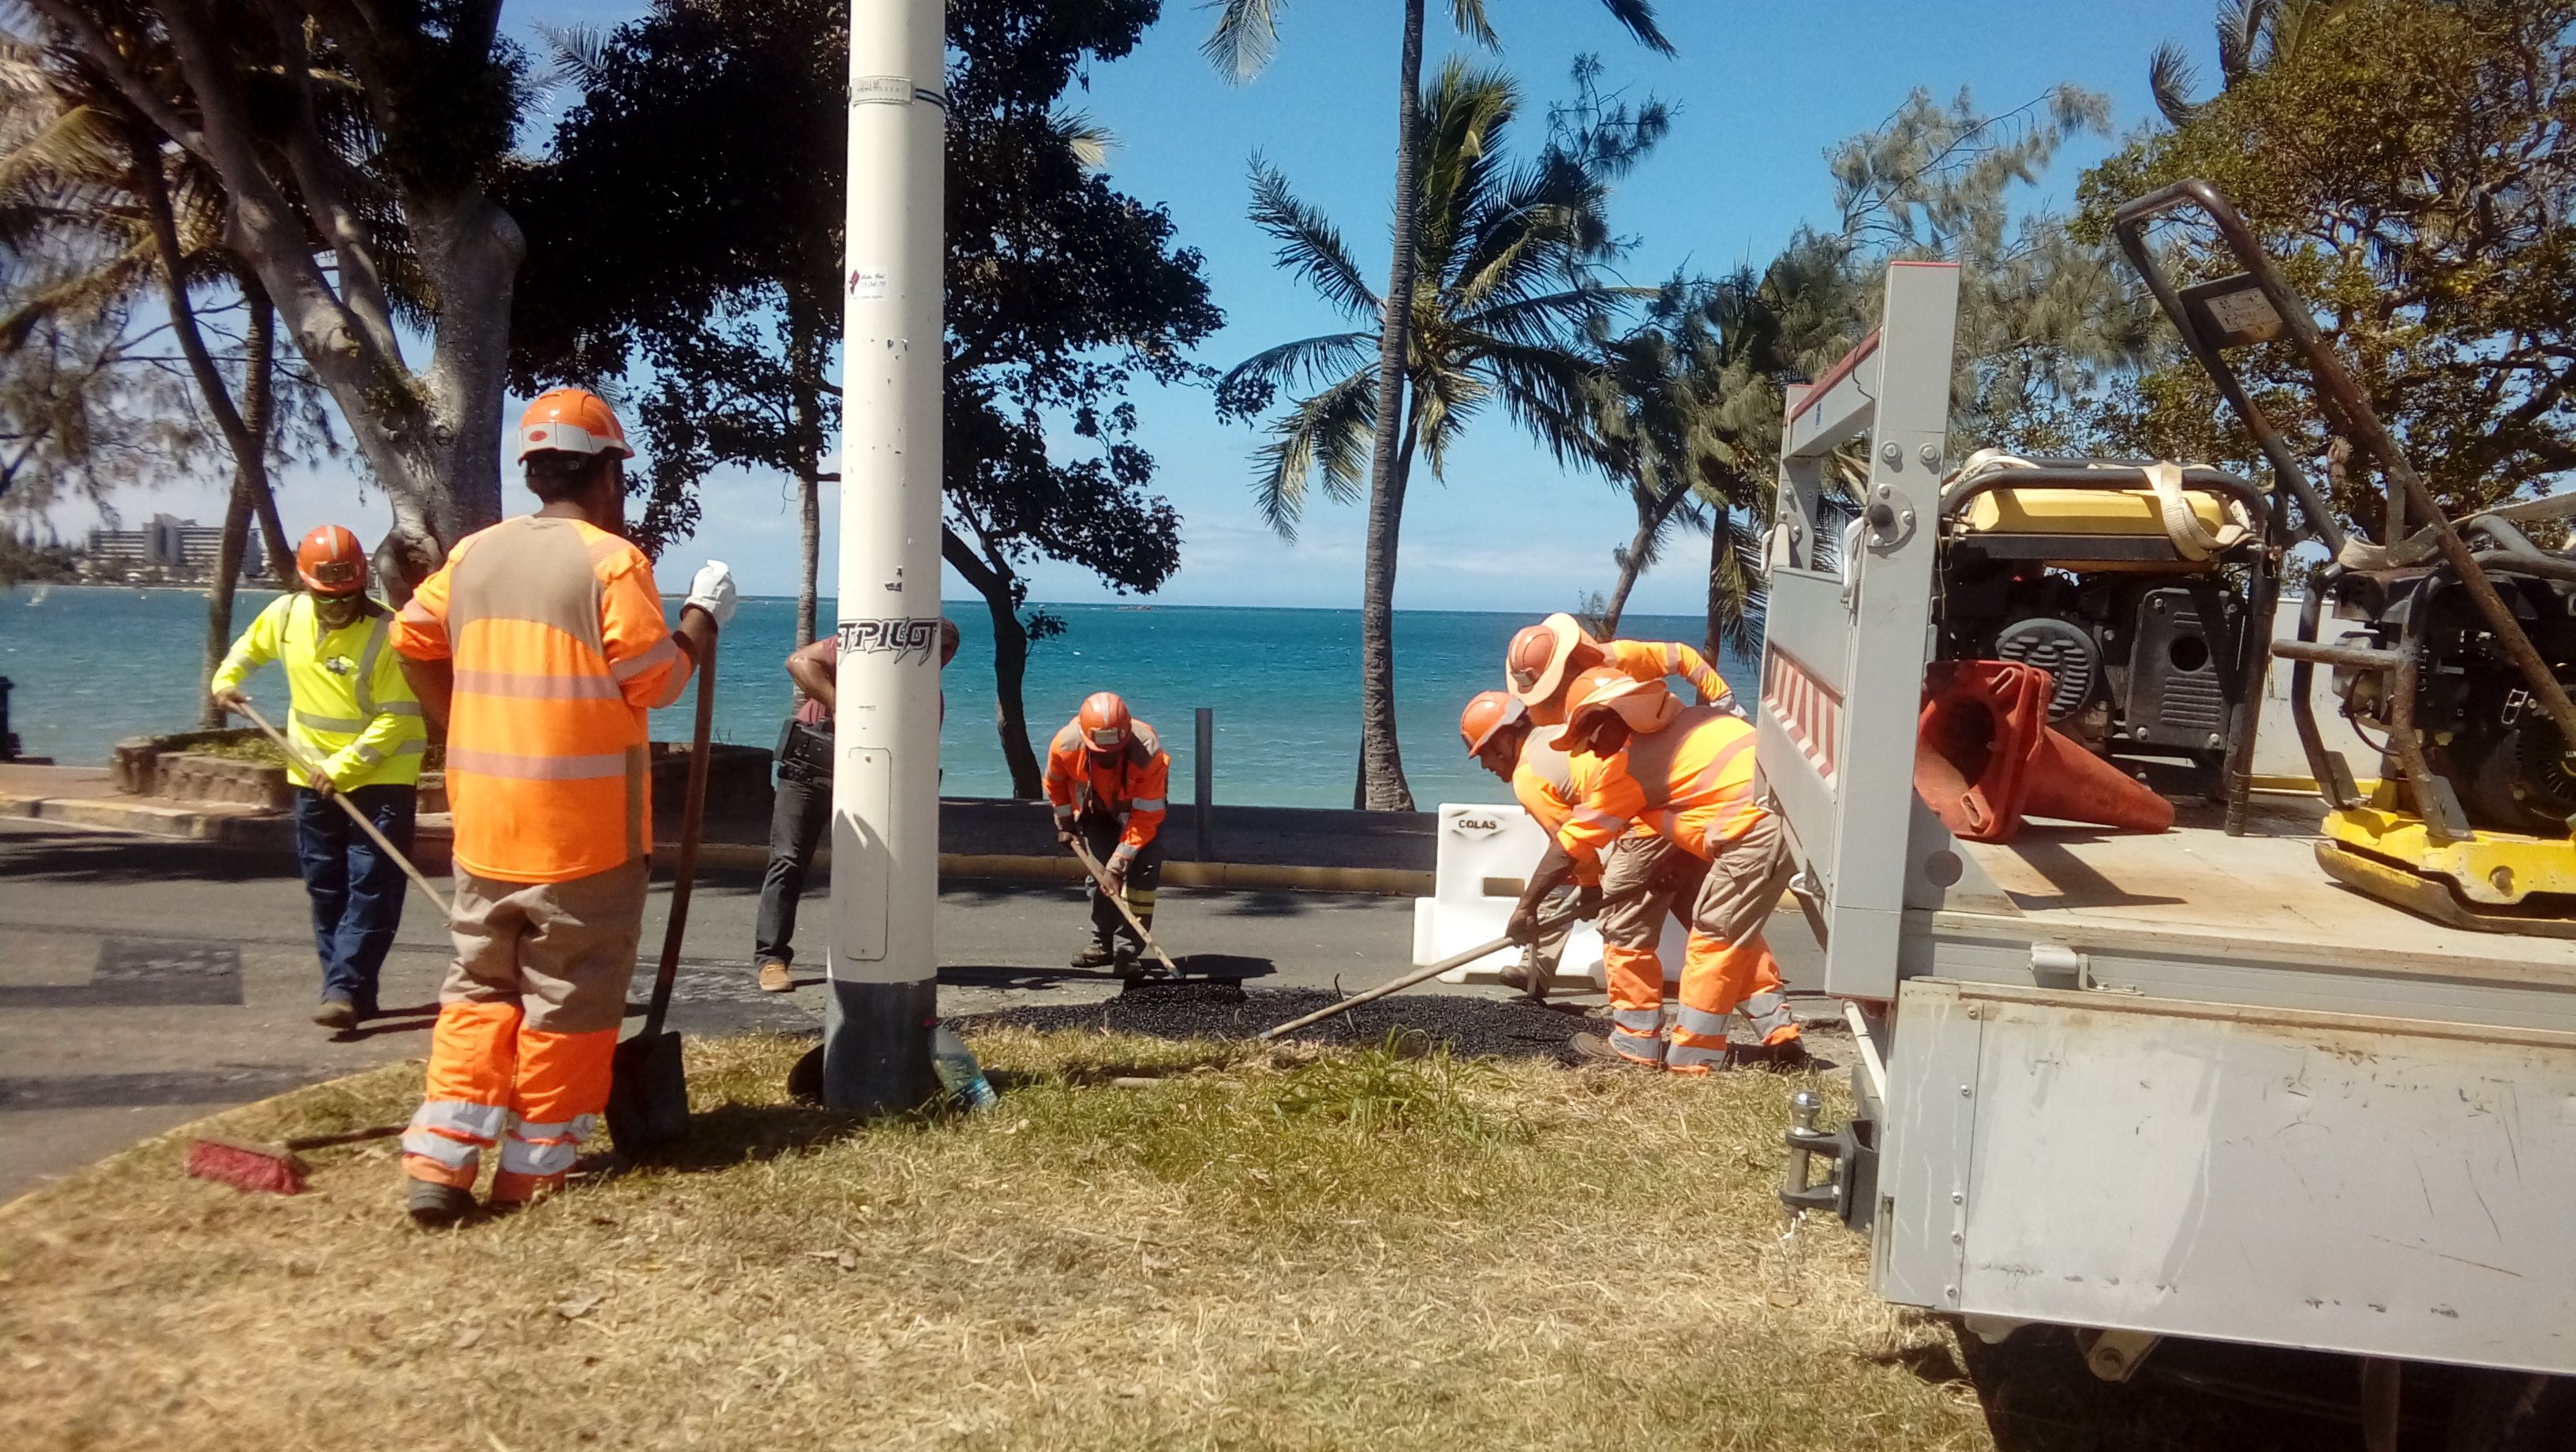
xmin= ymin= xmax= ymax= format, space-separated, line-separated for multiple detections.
xmin=0 ymin=1031 xmax=2005 ymax=1450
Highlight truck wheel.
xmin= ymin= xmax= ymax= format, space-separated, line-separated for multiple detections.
xmin=2447 ymin=1371 xmax=2576 ymax=1452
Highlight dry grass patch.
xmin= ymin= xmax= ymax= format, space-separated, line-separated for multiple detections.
xmin=1 ymin=1030 xmax=1993 ymax=1451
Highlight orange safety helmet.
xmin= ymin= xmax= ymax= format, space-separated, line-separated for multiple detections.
xmin=1505 ymin=613 xmax=1604 ymax=712
xmin=1458 ymin=690 xmax=1528 ymax=757
xmin=1078 ymin=691 xmax=1131 ymax=751
xmin=1564 ymin=664 xmax=1679 ymax=740
xmin=295 ymin=524 xmax=369 ymax=596
xmin=515 ymin=387 xmax=635 ymax=464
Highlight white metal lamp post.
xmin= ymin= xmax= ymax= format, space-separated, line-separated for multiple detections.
xmin=824 ymin=0 xmax=945 ymax=1113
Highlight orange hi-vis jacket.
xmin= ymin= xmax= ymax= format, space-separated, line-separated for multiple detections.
xmin=1556 ymin=705 xmax=1766 ymax=870
xmin=1511 ymin=724 xmax=1579 ymax=836
xmin=1045 ymin=715 xmax=1170 ymax=861
xmin=1604 ymin=638 xmax=1732 ymax=708
xmin=393 ymin=516 xmax=693 ymax=883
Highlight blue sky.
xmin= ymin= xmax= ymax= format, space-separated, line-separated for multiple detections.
xmin=66 ymin=0 xmax=2222 ymax=613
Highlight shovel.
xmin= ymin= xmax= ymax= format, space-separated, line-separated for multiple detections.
xmin=607 ymin=627 xmax=717 ymax=1158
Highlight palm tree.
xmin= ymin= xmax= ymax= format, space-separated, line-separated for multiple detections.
xmin=1204 ymin=0 xmax=1672 ymax=811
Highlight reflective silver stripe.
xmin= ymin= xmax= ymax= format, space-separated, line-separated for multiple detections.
xmin=1129 ymin=797 xmax=1166 ymax=812
xmin=609 ymin=635 xmax=681 ymax=681
xmin=1674 ymin=1005 xmax=1733 ymax=1039
xmin=1611 ymin=1006 xmax=1664 ymax=1034
xmin=499 ymin=1114 xmax=595 ymax=1177
xmin=1109 ymin=844 xmax=1137 ymax=864
xmin=400 ymin=1129 xmax=480 ymax=1167
xmin=293 ymin=711 xmax=369 ymax=734
xmin=454 ymin=668 xmax=621 ymax=700
xmin=444 ymin=748 xmax=632 ymax=780
xmin=1052 ymin=806 xmax=1076 ymax=821
xmin=1739 ymin=991 xmax=1794 ymax=1035
xmin=386 ymin=739 xmax=426 ymax=758
xmin=1662 ymin=642 xmax=1682 ymax=672
xmin=1608 ymin=1025 xmax=1668 ymax=1062
xmin=353 ymin=613 xmax=388 ymax=716
xmin=1568 ymin=807 xmax=1627 ymax=834
xmin=1668 ymin=735 xmax=1758 ymax=805
xmin=402 ymin=1099 xmax=505 ymax=1162
xmin=346 ymin=744 xmax=382 ymax=769
xmin=378 ymin=701 xmax=423 ymax=717
xmin=1665 ymin=1040 xmax=1727 ymax=1070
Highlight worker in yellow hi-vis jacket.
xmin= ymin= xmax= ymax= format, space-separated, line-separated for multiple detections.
xmin=211 ymin=525 xmax=426 ymax=1031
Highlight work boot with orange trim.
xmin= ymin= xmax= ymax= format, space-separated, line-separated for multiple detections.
xmin=404 ymin=1161 xmax=477 ymax=1228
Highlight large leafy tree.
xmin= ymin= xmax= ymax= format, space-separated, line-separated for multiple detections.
xmin=517 ymin=0 xmax=1217 ymax=796
xmin=2083 ymin=0 xmax=2576 ymax=537
xmin=1205 ymin=0 xmax=1671 ymax=813
xmin=1219 ymin=61 xmax=1638 ymax=807
xmin=21 ymin=0 xmax=531 ymax=589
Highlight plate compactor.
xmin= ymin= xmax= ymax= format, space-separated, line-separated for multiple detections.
xmin=2111 ymin=180 xmax=2576 ymax=934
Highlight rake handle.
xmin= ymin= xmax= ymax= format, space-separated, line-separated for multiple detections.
xmin=1069 ymin=836 xmax=1183 ymax=976
xmin=641 ymin=626 xmax=717 ymax=1042
xmin=1256 ymin=885 xmax=1643 ymax=1041
xmin=234 ymin=700 xmax=451 ymax=919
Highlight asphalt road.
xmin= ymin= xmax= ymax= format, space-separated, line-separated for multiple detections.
xmin=0 ymin=818 xmax=1825 ymax=1203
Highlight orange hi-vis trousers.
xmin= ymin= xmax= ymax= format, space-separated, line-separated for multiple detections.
xmin=401 ymin=860 xmax=648 ymax=1199
xmin=1601 ymin=814 xmax=1800 ymax=1073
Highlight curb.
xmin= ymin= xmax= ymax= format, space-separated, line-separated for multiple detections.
xmin=3 ymin=795 xmax=1438 ymax=898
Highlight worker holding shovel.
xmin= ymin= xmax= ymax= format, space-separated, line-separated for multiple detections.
xmin=211 ymin=525 xmax=427 ymax=1032
xmin=388 ymin=388 xmax=735 ymax=1229
xmin=1044 ymin=691 xmax=1170 ymax=971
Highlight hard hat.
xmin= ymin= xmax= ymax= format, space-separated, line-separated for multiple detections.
xmin=1078 ymin=691 xmax=1131 ymax=750
xmin=1506 ymin=613 xmax=1602 ymax=709
xmin=515 ymin=387 xmax=635 ymax=464
xmin=1564 ymin=664 xmax=1679 ymax=739
xmin=295 ymin=525 xmax=369 ymax=596
xmin=1458 ymin=690 xmax=1528 ymax=756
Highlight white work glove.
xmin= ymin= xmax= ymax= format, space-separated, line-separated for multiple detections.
xmin=685 ymin=559 xmax=738 ymax=629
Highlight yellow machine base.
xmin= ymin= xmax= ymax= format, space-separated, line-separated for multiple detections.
xmin=2317 ymin=806 xmax=2576 ymax=937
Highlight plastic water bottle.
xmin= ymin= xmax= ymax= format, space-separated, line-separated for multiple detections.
xmin=930 ymin=1021 xmax=998 ymax=1112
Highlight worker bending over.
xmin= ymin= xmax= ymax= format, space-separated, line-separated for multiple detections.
xmin=391 ymin=387 xmax=737 ymax=1227
xmin=1508 ymin=667 xmax=1804 ymax=1072
xmin=754 ymin=619 xmax=957 ymax=994
xmin=211 ymin=525 xmax=426 ymax=1031
xmin=1461 ymin=690 xmax=1594 ymax=989
xmin=1045 ymin=691 xmax=1168 ymax=970
xmin=1507 ymin=612 xmax=1735 ymax=725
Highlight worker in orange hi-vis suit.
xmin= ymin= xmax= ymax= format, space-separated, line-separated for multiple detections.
xmin=1044 ymin=691 xmax=1169 ymax=971
xmin=1506 ymin=612 xmax=1737 ymax=727
xmin=1462 ymin=690 xmax=1601 ymax=990
xmin=1507 ymin=667 xmax=1806 ymax=1075
xmin=389 ymin=387 xmax=737 ymax=1229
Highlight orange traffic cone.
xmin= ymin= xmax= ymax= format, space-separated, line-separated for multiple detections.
xmin=1915 ymin=661 xmax=2173 ymax=843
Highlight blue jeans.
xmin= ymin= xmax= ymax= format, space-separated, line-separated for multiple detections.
xmin=294 ymin=784 xmax=417 ymax=1015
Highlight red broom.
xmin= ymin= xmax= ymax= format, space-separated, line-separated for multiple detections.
xmin=186 ymin=1125 xmax=406 ymax=1196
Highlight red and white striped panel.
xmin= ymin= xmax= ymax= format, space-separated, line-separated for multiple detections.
xmin=1762 ymin=647 xmax=1844 ymax=788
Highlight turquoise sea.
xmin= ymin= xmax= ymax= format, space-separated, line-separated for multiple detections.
xmin=0 ymin=586 xmax=1750 ymax=809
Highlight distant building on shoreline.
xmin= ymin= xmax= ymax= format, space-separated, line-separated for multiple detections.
xmin=78 ymin=515 xmax=264 ymax=585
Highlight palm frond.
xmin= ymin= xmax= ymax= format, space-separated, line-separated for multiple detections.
xmin=1202 ymin=0 xmax=1285 ymax=83
xmin=1447 ymin=0 xmax=1499 ymax=51
xmin=1219 ymin=329 xmax=1374 ymax=399
xmin=2147 ymin=41 xmax=2200 ymax=126
xmin=1051 ymin=110 xmax=1114 ymax=172
xmin=1246 ymin=155 xmax=1378 ymax=321
xmin=531 ymin=22 xmax=611 ymax=107
xmin=1252 ymin=366 xmax=1376 ymax=537
xmin=1594 ymin=0 xmax=1676 ymax=57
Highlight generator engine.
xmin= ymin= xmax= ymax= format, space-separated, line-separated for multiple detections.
xmin=2323 ymin=565 xmax=2576 ymax=838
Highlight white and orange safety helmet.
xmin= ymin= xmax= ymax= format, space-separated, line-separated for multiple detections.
xmin=1506 ymin=612 xmax=1605 ymax=713
xmin=1563 ymin=664 xmax=1680 ymax=739
xmin=1458 ymin=690 xmax=1528 ymax=757
xmin=1078 ymin=691 xmax=1131 ymax=751
xmin=295 ymin=524 xmax=368 ymax=596
xmin=515 ymin=387 xmax=635 ymax=464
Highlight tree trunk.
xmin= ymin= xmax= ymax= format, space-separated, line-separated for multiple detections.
xmin=942 ymin=526 xmax=1043 ymax=798
xmin=790 ymin=309 xmax=824 ymax=652
xmin=200 ymin=279 xmax=278 ymax=727
xmin=1352 ymin=0 xmax=1429 ymax=814
xmin=1602 ymin=479 xmax=1698 ymax=636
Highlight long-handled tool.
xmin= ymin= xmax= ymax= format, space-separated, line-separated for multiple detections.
xmin=1069 ymin=836 xmax=1183 ymax=977
xmin=1257 ymin=887 xmax=1638 ymax=1041
xmin=606 ymin=628 xmax=718 ymax=1158
xmin=186 ymin=1125 xmax=405 ymax=1196
xmin=234 ymin=700 xmax=451 ymax=918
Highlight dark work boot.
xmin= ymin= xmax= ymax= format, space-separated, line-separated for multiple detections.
xmin=313 ymin=997 xmax=358 ymax=1032
xmin=1071 ymin=937 xmax=1118 ymax=970
xmin=405 ymin=1177 xmax=476 ymax=1229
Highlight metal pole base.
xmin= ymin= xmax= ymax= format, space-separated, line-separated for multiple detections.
xmin=821 ymin=976 xmax=939 ymax=1114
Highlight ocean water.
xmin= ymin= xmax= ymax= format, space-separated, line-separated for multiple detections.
xmin=0 ymin=586 xmax=1750 ymax=809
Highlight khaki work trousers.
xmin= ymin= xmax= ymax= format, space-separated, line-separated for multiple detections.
xmin=1598 ymin=815 xmax=1799 ymax=1072
xmin=402 ymin=859 xmax=650 ymax=1196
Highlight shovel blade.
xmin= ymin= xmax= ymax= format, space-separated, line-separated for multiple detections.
xmin=607 ymin=1029 xmax=689 ymax=1158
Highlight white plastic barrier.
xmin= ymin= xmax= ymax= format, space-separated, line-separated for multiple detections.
xmin=1413 ymin=803 xmax=1687 ymax=988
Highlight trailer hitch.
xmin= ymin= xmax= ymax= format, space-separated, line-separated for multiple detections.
xmin=1780 ymin=1089 xmax=1878 ymax=1229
